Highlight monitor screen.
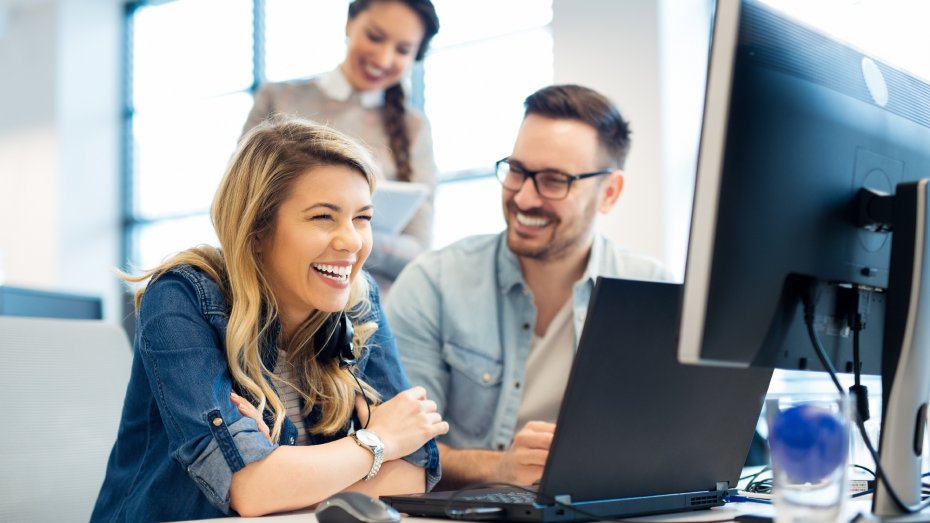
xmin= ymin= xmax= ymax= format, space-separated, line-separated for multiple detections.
xmin=679 ymin=0 xmax=930 ymax=374
xmin=0 ymin=285 xmax=103 ymax=320
xmin=677 ymin=0 xmax=930 ymax=514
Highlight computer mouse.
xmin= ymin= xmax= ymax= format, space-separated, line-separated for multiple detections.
xmin=315 ymin=491 xmax=401 ymax=523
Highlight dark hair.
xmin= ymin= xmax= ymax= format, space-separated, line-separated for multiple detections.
xmin=348 ymin=0 xmax=440 ymax=182
xmin=523 ymin=84 xmax=632 ymax=169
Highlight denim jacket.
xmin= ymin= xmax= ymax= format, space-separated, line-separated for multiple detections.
xmin=384 ymin=233 xmax=671 ymax=452
xmin=91 ymin=265 xmax=440 ymax=522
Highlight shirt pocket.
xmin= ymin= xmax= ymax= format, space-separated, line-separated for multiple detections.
xmin=443 ymin=341 xmax=503 ymax=438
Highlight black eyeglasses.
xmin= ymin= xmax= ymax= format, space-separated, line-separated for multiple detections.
xmin=495 ymin=158 xmax=614 ymax=200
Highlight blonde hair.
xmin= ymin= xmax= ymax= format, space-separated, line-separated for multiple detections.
xmin=125 ymin=115 xmax=381 ymax=439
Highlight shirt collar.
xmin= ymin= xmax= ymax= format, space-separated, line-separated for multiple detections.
xmin=497 ymin=232 xmax=524 ymax=293
xmin=318 ymin=67 xmax=384 ymax=109
xmin=579 ymin=234 xmax=605 ymax=288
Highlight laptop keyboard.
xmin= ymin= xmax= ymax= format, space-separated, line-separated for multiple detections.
xmin=459 ymin=490 xmax=537 ymax=504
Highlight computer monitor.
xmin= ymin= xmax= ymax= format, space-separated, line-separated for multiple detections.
xmin=0 ymin=285 xmax=103 ymax=320
xmin=678 ymin=0 xmax=930 ymax=516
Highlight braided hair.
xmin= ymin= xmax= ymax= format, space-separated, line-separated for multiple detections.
xmin=347 ymin=0 xmax=440 ymax=182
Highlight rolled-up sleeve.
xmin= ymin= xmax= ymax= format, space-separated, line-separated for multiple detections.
xmin=358 ymin=274 xmax=442 ymax=490
xmin=137 ymin=272 xmax=277 ymax=513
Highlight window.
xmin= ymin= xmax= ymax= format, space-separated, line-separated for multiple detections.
xmin=425 ymin=0 xmax=553 ymax=247
xmin=123 ymin=0 xmax=552 ymax=269
xmin=126 ymin=0 xmax=254 ymax=270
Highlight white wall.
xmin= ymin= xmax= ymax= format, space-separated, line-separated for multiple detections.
xmin=553 ymin=0 xmax=710 ymax=280
xmin=0 ymin=0 xmax=123 ymax=321
xmin=0 ymin=1 xmax=60 ymax=290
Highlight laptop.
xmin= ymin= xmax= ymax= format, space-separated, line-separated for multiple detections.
xmin=382 ymin=277 xmax=773 ymax=521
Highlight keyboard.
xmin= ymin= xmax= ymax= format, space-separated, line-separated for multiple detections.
xmin=459 ymin=490 xmax=537 ymax=504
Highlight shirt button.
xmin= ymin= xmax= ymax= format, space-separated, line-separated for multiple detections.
xmin=212 ymin=417 xmax=223 ymax=426
xmin=482 ymin=372 xmax=491 ymax=383
xmin=522 ymin=323 xmax=530 ymax=330
xmin=289 ymin=437 xmax=296 ymax=444
xmin=497 ymin=443 xmax=505 ymax=451
xmin=515 ymin=382 xmax=521 ymax=389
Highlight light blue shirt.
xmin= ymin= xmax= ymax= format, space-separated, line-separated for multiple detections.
xmin=384 ymin=232 xmax=672 ymax=451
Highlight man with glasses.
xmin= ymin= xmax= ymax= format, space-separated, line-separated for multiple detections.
xmin=384 ymin=84 xmax=671 ymax=487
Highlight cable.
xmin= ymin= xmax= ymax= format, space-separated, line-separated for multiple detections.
xmin=744 ymin=477 xmax=773 ymax=495
xmin=802 ymin=284 xmax=930 ymax=514
xmin=855 ymin=413 xmax=930 ymax=513
xmin=441 ymin=481 xmax=737 ymax=523
xmin=848 ymin=286 xmax=871 ymax=423
xmin=741 ymin=466 xmax=772 ymax=495
xmin=740 ymin=466 xmax=771 ymax=487
xmin=801 ymin=287 xmax=843 ymax=392
xmin=349 ymin=370 xmax=372 ymax=430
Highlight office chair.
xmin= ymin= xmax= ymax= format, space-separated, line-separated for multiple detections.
xmin=0 ymin=317 xmax=131 ymax=522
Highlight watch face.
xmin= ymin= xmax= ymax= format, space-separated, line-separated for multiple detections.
xmin=356 ymin=430 xmax=380 ymax=447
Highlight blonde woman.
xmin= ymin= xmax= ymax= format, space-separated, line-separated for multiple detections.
xmin=92 ymin=116 xmax=447 ymax=521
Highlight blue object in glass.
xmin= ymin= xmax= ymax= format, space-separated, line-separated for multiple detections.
xmin=769 ymin=404 xmax=848 ymax=484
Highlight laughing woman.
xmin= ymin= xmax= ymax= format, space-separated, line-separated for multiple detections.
xmin=91 ymin=116 xmax=447 ymax=522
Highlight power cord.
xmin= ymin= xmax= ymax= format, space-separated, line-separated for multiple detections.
xmin=801 ymin=283 xmax=930 ymax=514
xmin=349 ymin=369 xmax=372 ymax=429
xmin=741 ymin=466 xmax=772 ymax=495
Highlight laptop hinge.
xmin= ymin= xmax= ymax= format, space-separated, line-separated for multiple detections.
xmin=715 ymin=481 xmax=730 ymax=491
xmin=554 ymin=494 xmax=572 ymax=505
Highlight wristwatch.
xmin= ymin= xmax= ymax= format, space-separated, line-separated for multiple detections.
xmin=351 ymin=429 xmax=384 ymax=481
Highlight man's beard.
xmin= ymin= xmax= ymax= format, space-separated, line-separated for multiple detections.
xmin=505 ymin=202 xmax=564 ymax=260
xmin=504 ymin=199 xmax=597 ymax=262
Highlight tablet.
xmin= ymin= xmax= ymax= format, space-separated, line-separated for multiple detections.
xmin=371 ymin=180 xmax=429 ymax=236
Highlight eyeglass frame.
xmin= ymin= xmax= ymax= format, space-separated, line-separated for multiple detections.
xmin=495 ymin=157 xmax=616 ymax=201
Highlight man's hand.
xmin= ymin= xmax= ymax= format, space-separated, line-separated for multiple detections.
xmin=495 ymin=421 xmax=556 ymax=485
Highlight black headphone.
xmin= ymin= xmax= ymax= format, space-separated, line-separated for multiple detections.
xmin=314 ymin=312 xmax=357 ymax=368
xmin=315 ymin=311 xmax=374 ymax=429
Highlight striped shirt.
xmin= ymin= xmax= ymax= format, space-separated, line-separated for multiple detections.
xmin=271 ymin=349 xmax=310 ymax=446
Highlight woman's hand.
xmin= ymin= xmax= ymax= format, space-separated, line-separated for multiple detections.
xmin=357 ymin=386 xmax=449 ymax=462
xmin=231 ymin=392 xmax=272 ymax=443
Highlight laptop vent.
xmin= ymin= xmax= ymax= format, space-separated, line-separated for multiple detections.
xmin=689 ymin=494 xmax=720 ymax=506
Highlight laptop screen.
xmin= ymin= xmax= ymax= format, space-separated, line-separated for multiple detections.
xmin=539 ymin=277 xmax=772 ymax=502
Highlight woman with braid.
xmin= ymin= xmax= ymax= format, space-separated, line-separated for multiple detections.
xmin=243 ymin=0 xmax=440 ymax=291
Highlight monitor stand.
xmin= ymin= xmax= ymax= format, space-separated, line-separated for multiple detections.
xmin=864 ymin=181 xmax=930 ymax=517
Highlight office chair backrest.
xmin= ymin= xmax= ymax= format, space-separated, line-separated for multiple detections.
xmin=0 ymin=317 xmax=131 ymax=522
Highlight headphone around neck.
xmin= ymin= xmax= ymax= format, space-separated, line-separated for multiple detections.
xmin=313 ymin=311 xmax=374 ymax=429
xmin=314 ymin=312 xmax=357 ymax=368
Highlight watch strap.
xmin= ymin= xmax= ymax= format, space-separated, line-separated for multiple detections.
xmin=352 ymin=430 xmax=384 ymax=481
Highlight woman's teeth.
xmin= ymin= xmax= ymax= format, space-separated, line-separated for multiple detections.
xmin=364 ymin=64 xmax=385 ymax=77
xmin=312 ymin=263 xmax=351 ymax=281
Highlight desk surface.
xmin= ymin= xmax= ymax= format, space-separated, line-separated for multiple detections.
xmin=192 ymin=502 xmax=777 ymax=522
